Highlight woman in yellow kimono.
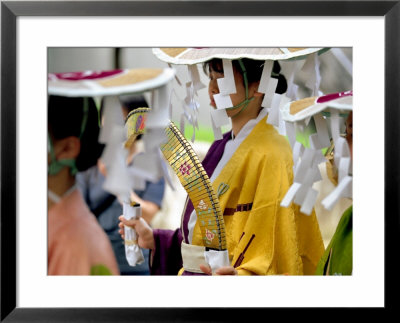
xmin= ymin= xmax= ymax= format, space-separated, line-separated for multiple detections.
xmin=119 ymin=49 xmax=325 ymax=275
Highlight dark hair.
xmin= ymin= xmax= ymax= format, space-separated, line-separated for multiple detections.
xmin=99 ymin=95 xmax=149 ymax=120
xmin=48 ymin=95 xmax=104 ymax=172
xmin=119 ymin=94 xmax=149 ymax=114
xmin=203 ymin=58 xmax=287 ymax=94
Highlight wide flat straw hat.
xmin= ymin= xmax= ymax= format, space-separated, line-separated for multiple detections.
xmin=281 ymin=90 xmax=353 ymax=123
xmin=48 ymin=67 xmax=175 ymax=200
xmin=48 ymin=68 xmax=175 ymax=97
xmin=153 ymin=47 xmax=329 ymax=65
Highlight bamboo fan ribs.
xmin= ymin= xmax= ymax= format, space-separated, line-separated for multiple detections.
xmin=125 ymin=107 xmax=227 ymax=251
xmin=160 ymin=122 xmax=227 ymax=251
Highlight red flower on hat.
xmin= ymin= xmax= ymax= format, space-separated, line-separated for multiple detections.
xmin=179 ymin=161 xmax=191 ymax=176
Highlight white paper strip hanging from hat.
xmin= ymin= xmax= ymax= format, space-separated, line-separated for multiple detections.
xmin=214 ymin=93 xmax=234 ymax=110
xmin=302 ymin=53 xmax=322 ymax=96
xmin=266 ymin=93 xmax=282 ymax=127
xmin=329 ymin=109 xmax=341 ymax=143
xmin=180 ymin=102 xmax=199 ymax=142
xmin=216 ymin=59 xmax=236 ymax=95
xmin=321 ymin=175 xmax=352 ymax=210
xmin=281 ymin=144 xmax=325 ymax=215
xmin=261 ymin=78 xmax=278 ymax=110
xmin=97 ymin=95 xmax=133 ymax=203
xmin=182 ymin=75 xmax=200 ymax=141
xmin=145 ymin=107 xmax=170 ymax=129
xmin=133 ymin=150 xmax=163 ymax=179
xmin=211 ymin=117 xmax=223 ymax=141
xmin=184 ymin=82 xmax=199 ymax=112
xmin=99 ymin=95 xmax=125 ymax=143
xmin=143 ymin=127 xmax=168 ymax=151
xmin=300 ymin=188 xmax=319 ymax=215
xmin=311 ymin=113 xmax=331 ymax=149
xmin=330 ymin=48 xmax=353 ymax=76
xmin=293 ymin=148 xmax=315 ymax=182
xmin=292 ymin=141 xmax=305 ymax=169
xmin=188 ymin=64 xmax=206 ymax=92
xmin=334 ymin=136 xmax=351 ymax=159
xmin=257 ymin=60 xmax=274 ymax=94
xmin=280 ymin=91 xmax=353 ymax=214
xmin=281 ymin=60 xmax=305 ymax=100
xmin=278 ymin=96 xmax=291 ymax=136
xmin=210 ymin=108 xmax=230 ymax=141
xmin=102 ymin=142 xmax=131 ymax=202
xmin=100 ymin=125 xmax=124 ymax=170
xmin=280 ymin=61 xmax=296 ymax=100
xmin=281 ymin=182 xmax=302 ymax=207
xmin=285 ymin=121 xmax=297 ymax=148
xmin=213 ymin=60 xmax=237 ymax=110
xmin=127 ymin=159 xmax=159 ymax=183
xmin=152 ymin=83 xmax=169 ymax=112
xmin=210 ymin=108 xmax=230 ymax=128
xmin=184 ymin=65 xmax=205 ymax=127
xmin=168 ymin=63 xmax=182 ymax=86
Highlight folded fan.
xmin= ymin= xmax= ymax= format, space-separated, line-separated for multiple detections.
xmin=125 ymin=108 xmax=227 ymax=251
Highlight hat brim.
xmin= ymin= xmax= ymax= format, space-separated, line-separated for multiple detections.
xmin=152 ymin=47 xmax=329 ymax=65
xmin=281 ymin=91 xmax=353 ymax=123
xmin=48 ymin=68 xmax=175 ymax=97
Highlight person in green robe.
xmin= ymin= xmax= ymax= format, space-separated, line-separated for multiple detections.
xmin=315 ymin=110 xmax=353 ymax=275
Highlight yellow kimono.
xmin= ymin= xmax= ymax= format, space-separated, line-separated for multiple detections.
xmin=191 ymin=115 xmax=324 ymax=275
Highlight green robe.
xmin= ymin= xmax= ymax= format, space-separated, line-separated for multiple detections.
xmin=315 ymin=206 xmax=353 ymax=275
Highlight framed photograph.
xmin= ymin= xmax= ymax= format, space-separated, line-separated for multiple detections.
xmin=1 ymin=0 xmax=398 ymax=321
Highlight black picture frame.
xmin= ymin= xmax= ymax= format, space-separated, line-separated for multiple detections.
xmin=1 ymin=1 xmax=398 ymax=321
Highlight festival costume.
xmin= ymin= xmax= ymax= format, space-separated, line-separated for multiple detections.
xmin=279 ymin=91 xmax=353 ymax=275
xmin=48 ymin=189 xmax=119 ymax=275
xmin=151 ymin=111 xmax=324 ymax=275
xmin=48 ymin=68 xmax=174 ymax=269
xmin=148 ymin=47 xmax=329 ymax=275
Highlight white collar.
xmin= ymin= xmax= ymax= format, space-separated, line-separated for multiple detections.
xmin=48 ymin=184 xmax=76 ymax=204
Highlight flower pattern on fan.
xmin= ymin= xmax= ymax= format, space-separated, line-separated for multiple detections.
xmin=179 ymin=161 xmax=191 ymax=176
